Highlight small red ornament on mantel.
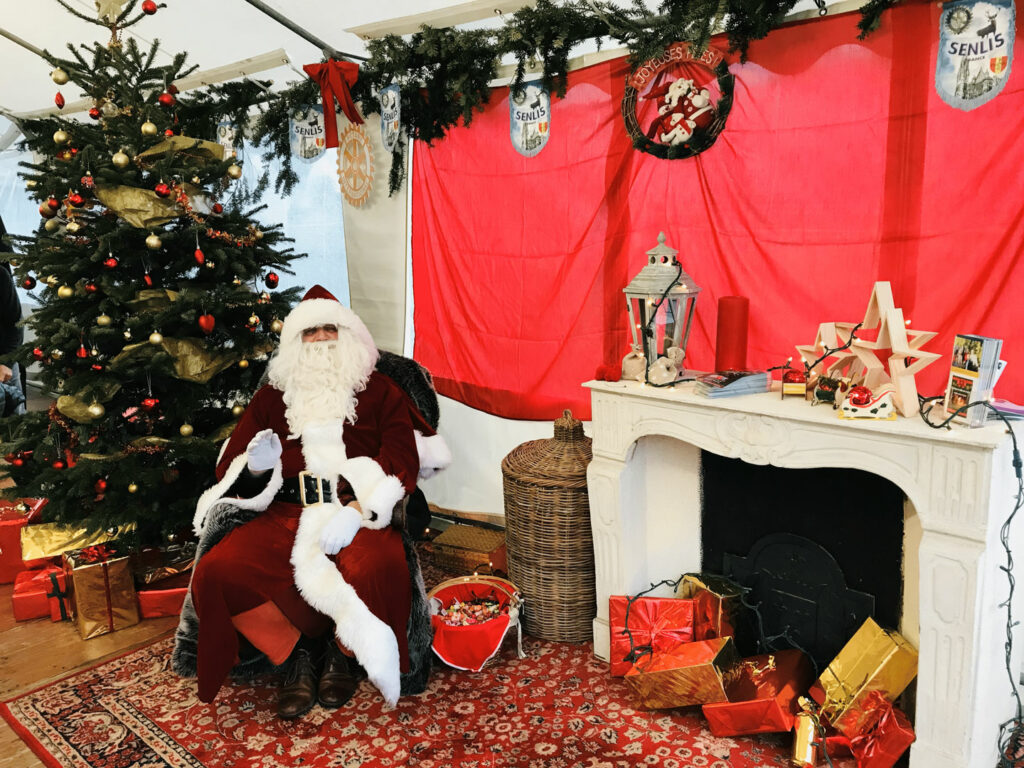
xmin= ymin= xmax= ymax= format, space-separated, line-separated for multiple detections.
xmin=154 ymin=182 xmax=170 ymax=198
xmin=193 ymin=248 xmax=205 ymax=265
xmin=88 ymin=107 xmax=101 ymax=120
xmin=141 ymin=397 xmax=160 ymax=411
xmin=198 ymin=313 xmax=215 ymax=334
xmin=846 ymin=385 xmax=873 ymax=407
xmin=141 ymin=0 xmax=157 ymax=14
xmin=54 ymin=92 xmax=65 ymax=109
xmin=103 ymin=256 xmax=119 ymax=269
xmin=265 ymin=272 xmax=279 ymax=288
xmin=781 ymin=368 xmax=808 ymax=399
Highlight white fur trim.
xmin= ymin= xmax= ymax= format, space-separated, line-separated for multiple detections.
xmin=339 ymin=456 xmax=404 ymax=529
xmin=339 ymin=455 xmax=386 ymax=502
xmin=290 ymin=502 xmax=401 ymax=706
xmin=193 ymin=453 xmax=284 ymax=536
xmin=279 ymin=298 xmax=378 ymax=380
xmin=300 ymin=421 xmax=349 ymax=477
xmin=415 ymin=431 xmax=451 ymax=479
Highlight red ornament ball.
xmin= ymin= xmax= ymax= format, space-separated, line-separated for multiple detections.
xmin=70 ymin=148 xmax=78 ymax=156
xmin=847 ymin=385 xmax=873 ymax=407
xmin=154 ymin=182 xmax=170 ymax=198
xmin=193 ymin=248 xmax=205 ymax=265
xmin=164 ymin=128 xmax=174 ymax=136
xmin=198 ymin=313 xmax=216 ymax=334
xmin=141 ymin=396 xmax=160 ymax=411
xmin=143 ymin=273 xmax=154 ymax=287
xmin=141 ymin=0 xmax=157 ymax=14
xmin=211 ymin=203 xmax=223 ymax=214
xmin=264 ymin=272 xmax=279 ymax=288
xmin=22 ymin=276 xmax=37 ymax=290
xmin=52 ymin=460 xmax=65 ymax=470
xmin=38 ymin=203 xmax=55 ymax=219
xmin=91 ymin=363 xmax=104 ymax=371
xmin=88 ymin=107 xmax=101 ymax=120
xmin=103 ymin=256 xmax=118 ymax=269
xmin=54 ymin=92 xmax=65 ymax=109
xmin=46 ymin=197 xmax=60 ymax=211
xmin=157 ymin=92 xmax=176 ymax=107
xmin=76 ymin=345 xmax=88 ymax=359
xmin=782 ymin=369 xmax=807 ymax=384
xmin=84 ymin=281 xmax=98 ymax=293
xmin=80 ymin=175 xmax=95 ymax=189
xmin=68 ymin=192 xmax=85 ymax=207
xmin=3 ymin=453 xmax=13 ymax=463
xmin=32 ymin=347 xmax=44 ymax=360
xmin=11 ymin=458 xmax=24 ymax=467
xmin=167 ymin=84 xmax=179 ymax=95
xmin=94 ymin=478 xmax=107 ymax=493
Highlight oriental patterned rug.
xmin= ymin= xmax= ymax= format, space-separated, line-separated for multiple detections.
xmin=1 ymin=549 xmax=844 ymax=768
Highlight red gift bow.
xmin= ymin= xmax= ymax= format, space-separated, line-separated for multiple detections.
xmin=825 ymin=691 xmax=914 ymax=768
xmin=301 ymin=59 xmax=363 ymax=148
xmin=79 ymin=544 xmax=115 ymax=563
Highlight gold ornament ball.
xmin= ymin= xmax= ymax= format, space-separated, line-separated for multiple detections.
xmin=87 ymin=403 xmax=105 ymax=419
xmin=123 ymin=329 xmax=132 ymax=340
xmin=270 ymin=319 xmax=283 ymax=334
xmin=248 ymin=314 xmax=260 ymax=326
xmin=53 ymin=129 xmax=69 ymax=145
xmin=112 ymin=151 xmax=130 ymax=169
xmin=141 ymin=121 xmax=158 ymax=136
xmin=232 ymin=276 xmax=242 ymax=286
xmin=255 ymin=229 xmax=264 ymax=240
xmin=191 ymin=176 xmax=201 ymax=184
xmin=145 ymin=233 xmax=162 ymax=250
xmin=51 ymin=68 xmax=69 ymax=85
xmin=51 ymin=349 xmax=64 ymax=360
xmin=179 ymin=423 xmax=194 ymax=437
xmin=96 ymin=314 xmax=112 ymax=327
xmin=25 ymin=180 xmax=38 ymax=189
xmin=238 ymin=358 xmax=249 ymax=369
xmin=44 ymin=218 xmax=60 ymax=232
xmin=231 ymin=404 xmax=245 ymax=417
xmin=149 ymin=331 xmax=163 ymax=345
xmin=226 ymin=164 xmax=242 ymax=180
xmin=127 ymin=483 xmax=138 ymax=494
xmin=65 ymin=221 xmax=81 ymax=234
xmin=57 ymin=285 xmax=74 ymax=299
xmin=204 ymin=260 xmax=216 ymax=269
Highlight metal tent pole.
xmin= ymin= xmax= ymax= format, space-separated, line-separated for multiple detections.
xmin=240 ymin=0 xmax=367 ymax=61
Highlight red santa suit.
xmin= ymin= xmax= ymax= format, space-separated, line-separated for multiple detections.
xmin=188 ymin=286 xmax=450 ymax=707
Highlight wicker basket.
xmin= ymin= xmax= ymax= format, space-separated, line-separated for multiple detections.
xmin=501 ymin=409 xmax=595 ymax=643
xmin=426 ymin=524 xmax=506 ymax=576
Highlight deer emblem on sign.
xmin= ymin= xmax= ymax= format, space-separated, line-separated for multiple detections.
xmin=977 ymin=10 xmax=998 ymax=36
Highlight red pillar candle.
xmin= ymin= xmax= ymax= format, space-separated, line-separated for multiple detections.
xmin=715 ymin=296 xmax=749 ymax=372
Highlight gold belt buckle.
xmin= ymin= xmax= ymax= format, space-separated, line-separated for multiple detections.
xmin=298 ymin=471 xmax=323 ymax=506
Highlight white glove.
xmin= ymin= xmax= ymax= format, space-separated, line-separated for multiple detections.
xmin=245 ymin=429 xmax=282 ymax=473
xmin=319 ymin=504 xmax=362 ymax=555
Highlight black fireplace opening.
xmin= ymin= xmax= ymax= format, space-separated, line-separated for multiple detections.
xmin=700 ymin=450 xmax=906 ymax=670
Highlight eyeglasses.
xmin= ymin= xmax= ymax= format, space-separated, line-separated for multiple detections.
xmin=300 ymin=324 xmax=339 ymax=338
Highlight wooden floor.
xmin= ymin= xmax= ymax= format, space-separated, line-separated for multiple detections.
xmin=0 ymin=583 xmax=178 ymax=768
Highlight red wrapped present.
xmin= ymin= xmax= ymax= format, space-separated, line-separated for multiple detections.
xmin=624 ymin=636 xmax=740 ymax=709
xmin=12 ymin=565 xmax=67 ymax=621
xmin=675 ymin=573 xmax=743 ymax=642
xmin=702 ymin=649 xmax=815 ymax=736
xmin=0 ymin=499 xmax=47 ymax=583
xmin=137 ymin=571 xmax=190 ymax=618
xmin=609 ymin=595 xmax=695 ymax=676
xmin=824 ymin=693 xmax=915 ymax=768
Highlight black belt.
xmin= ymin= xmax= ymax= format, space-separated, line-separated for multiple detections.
xmin=276 ymin=472 xmax=334 ymax=506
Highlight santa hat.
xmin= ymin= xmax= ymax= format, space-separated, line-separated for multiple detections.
xmin=277 ymin=285 xmax=379 ymax=378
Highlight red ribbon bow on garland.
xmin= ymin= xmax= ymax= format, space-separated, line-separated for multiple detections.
xmin=79 ymin=544 xmax=115 ymax=563
xmin=302 ymin=59 xmax=363 ymax=148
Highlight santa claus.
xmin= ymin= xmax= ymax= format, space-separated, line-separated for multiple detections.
xmin=644 ymin=76 xmax=715 ymax=146
xmin=173 ymin=285 xmax=450 ymax=718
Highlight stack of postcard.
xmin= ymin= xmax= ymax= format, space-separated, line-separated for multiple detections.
xmin=695 ymin=370 xmax=770 ymax=398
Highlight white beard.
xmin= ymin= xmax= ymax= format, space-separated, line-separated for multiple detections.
xmin=267 ymin=330 xmax=372 ymax=438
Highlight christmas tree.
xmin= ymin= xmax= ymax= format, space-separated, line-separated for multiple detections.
xmin=0 ymin=0 xmax=303 ymax=544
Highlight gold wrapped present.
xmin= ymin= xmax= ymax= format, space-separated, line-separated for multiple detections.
xmin=21 ymin=521 xmax=134 ymax=564
xmin=62 ymin=542 xmax=140 ymax=639
xmin=809 ymin=617 xmax=918 ymax=737
xmin=674 ymin=572 xmax=744 ymax=642
xmin=624 ymin=636 xmax=741 ymax=709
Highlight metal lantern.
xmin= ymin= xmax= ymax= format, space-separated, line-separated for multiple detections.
xmin=623 ymin=232 xmax=700 ymax=378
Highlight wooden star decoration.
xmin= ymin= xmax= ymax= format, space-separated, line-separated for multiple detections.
xmin=94 ymin=0 xmax=124 ymax=22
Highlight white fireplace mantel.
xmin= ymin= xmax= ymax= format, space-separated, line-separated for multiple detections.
xmin=584 ymin=379 xmax=1021 ymax=768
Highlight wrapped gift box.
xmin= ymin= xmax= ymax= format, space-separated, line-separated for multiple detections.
xmin=701 ymin=648 xmax=814 ymax=736
xmin=0 ymin=499 xmax=47 ymax=583
xmin=22 ymin=520 xmax=133 ymax=568
xmin=137 ymin=571 xmax=190 ymax=618
xmin=824 ymin=693 xmax=915 ymax=768
xmin=810 ymin=617 xmax=918 ymax=737
xmin=674 ymin=573 xmax=743 ymax=642
xmin=63 ymin=542 xmax=140 ymax=639
xmin=609 ymin=595 xmax=695 ymax=676
xmin=132 ymin=541 xmax=196 ymax=586
xmin=625 ymin=636 xmax=740 ymax=709
xmin=12 ymin=564 xmax=68 ymax=621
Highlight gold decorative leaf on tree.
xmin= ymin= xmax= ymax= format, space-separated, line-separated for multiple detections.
xmin=136 ymin=136 xmax=225 ymax=166
xmin=94 ymin=183 xmax=208 ymax=229
xmin=109 ymin=338 xmax=240 ymax=384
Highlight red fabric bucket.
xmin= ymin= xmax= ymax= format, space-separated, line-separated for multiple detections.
xmin=428 ymin=576 xmax=522 ymax=672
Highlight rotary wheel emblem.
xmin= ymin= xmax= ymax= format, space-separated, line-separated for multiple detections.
xmin=337 ymin=124 xmax=374 ymax=207
xmin=945 ymin=6 xmax=972 ymax=34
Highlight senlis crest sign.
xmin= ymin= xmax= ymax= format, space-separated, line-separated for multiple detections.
xmin=936 ymin=0 xmax=1014 ymax=110
xmin=509 ymin=79 xmax=550 ymax=158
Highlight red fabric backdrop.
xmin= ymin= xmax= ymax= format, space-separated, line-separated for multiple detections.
xmin=412 ymin=4 xmax=1024 ymax=420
